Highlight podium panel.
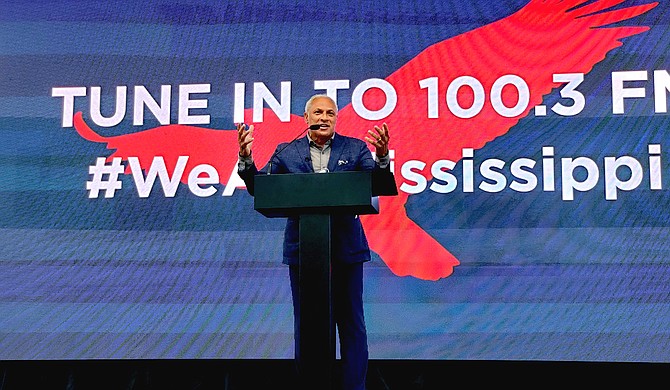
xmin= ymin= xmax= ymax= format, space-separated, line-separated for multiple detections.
xmin=253 ymin=170 xmax=394 ymax=389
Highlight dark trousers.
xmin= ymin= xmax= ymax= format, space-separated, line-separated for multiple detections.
xmin=289 ymin=262 xmax=368 ymax=390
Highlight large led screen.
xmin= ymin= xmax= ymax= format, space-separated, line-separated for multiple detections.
xmin=1 ymin=0 xmax=669 ymax=361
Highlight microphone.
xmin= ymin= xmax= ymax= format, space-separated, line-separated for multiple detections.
xmin=267 ymin=124 xmax=321 ymax=175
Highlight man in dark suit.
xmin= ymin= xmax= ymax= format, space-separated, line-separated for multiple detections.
xmin=236 ymin=94 xmax=390 ymax=390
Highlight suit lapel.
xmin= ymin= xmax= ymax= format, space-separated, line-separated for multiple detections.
xmin=294 ymin=136 xmax=313 ymax=173
xmin=328 ymin=134 xmax=346 ymax=172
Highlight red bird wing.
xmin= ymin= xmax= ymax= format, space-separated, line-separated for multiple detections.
xmin=74 ymin=111 xmax=240 ymax=182
xmin=337 ymin=0 xmax=657 ymax=280
xmin=73 ymin=109 xmax=306 ymax=185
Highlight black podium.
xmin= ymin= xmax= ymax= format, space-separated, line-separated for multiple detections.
xmin=254 ymin=170 xmax=392 ymax=389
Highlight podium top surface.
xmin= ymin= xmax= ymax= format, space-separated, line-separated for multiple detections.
xmin=253 ymin=171 xmax=380 ymax=218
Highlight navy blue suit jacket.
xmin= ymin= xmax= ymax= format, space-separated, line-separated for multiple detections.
xmin=239 ymin=133 xmax=385 ymax=265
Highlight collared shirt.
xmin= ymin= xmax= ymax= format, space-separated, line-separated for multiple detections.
xmin=309 ymin=134 xmax=333 ymax=173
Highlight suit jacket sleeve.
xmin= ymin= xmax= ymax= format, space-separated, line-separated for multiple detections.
xmin=238 ymin=142 xmax=291 ymax=196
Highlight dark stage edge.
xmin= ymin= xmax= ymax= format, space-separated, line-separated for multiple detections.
xmin=0 ymin=359 xmax=666 ymax=389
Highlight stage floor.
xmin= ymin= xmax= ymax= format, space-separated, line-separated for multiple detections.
xmin=0 ymin=359 xmax=666 ymax=389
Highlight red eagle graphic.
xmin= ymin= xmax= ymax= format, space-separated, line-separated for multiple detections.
xmin=74 ymin=0 xmax=657 ymax=280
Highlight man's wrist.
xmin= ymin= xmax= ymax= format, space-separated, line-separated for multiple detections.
xmin=375 ymin=151 xmax=390 ymax=169
xmin=237 ymin=151 xmax=254 ymax=171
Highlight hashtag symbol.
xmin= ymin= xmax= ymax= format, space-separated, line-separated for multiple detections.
xmin=86 ymin=157 xmax=124 ymax=198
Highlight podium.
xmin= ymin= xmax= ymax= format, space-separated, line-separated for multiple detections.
xmin=254 ymin=170 xmax=394 ymax=388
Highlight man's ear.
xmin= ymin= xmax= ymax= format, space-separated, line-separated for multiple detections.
xmin=303 ymin=112 xmax=309 ymax=123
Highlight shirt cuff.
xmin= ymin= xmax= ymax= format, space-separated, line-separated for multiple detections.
xmin=237 ymin=153 xmax=254 ymax=172
xmin=375 ymin=152 xmax=390 ymax=169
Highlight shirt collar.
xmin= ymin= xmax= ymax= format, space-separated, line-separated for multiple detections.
xmin=307 ymin=132 xmax=335 ymax=148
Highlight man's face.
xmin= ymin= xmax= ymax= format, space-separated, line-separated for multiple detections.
xmin=304 ymin=97 xmax=337 ymax=145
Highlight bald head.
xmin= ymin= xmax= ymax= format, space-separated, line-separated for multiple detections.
xmin=305 ymin=94 xmax=338 ymax=115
